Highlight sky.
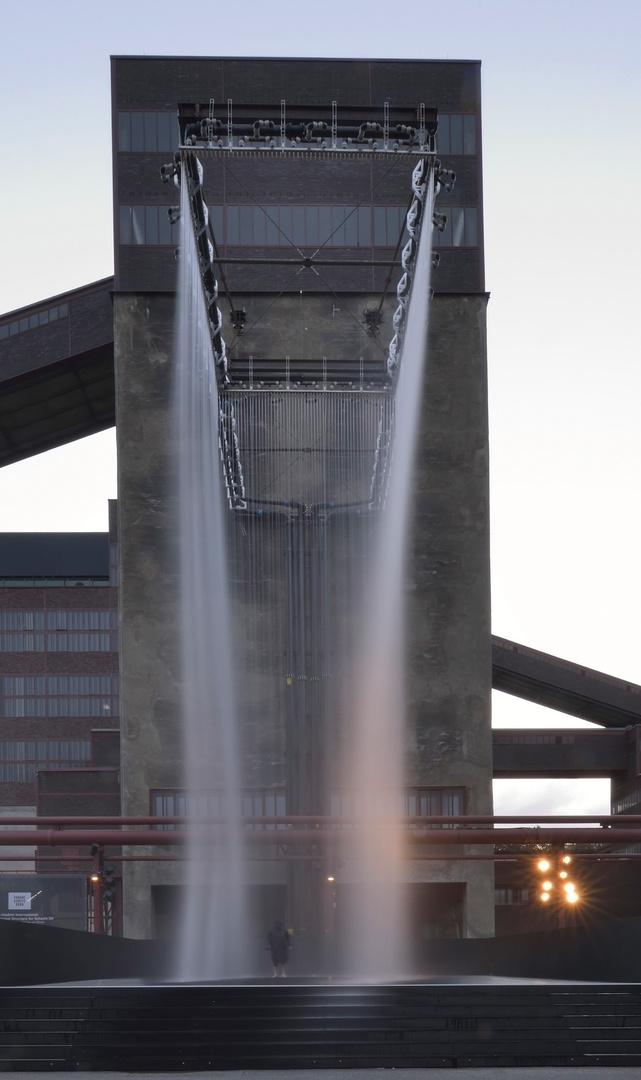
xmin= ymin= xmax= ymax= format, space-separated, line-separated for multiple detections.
xmin=1 ymin=0 xmax=640 ymax=817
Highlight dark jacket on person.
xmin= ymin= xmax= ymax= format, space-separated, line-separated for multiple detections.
xmin=268 ymin=923 xmax=291 ymax=964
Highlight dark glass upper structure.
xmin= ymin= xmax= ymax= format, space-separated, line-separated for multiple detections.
xmin=112 ymin=57 xmax=484 ymax=296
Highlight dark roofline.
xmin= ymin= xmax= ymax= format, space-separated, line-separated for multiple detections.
xmin=0 ymin=533 xmax=109 ymax=577
xmin=111 ymin=54 xmax=481 ymax=65
xmin=0 ymin=278 xmax=114 ymax=324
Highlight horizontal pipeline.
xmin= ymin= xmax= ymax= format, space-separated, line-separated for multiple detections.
xmin=0 ymin=814 xmax=640 ymax=827
xmin=11 ymin=850 xmax=641 ymax=864
xmin=5 ymin=827 xmax=641 ymax=847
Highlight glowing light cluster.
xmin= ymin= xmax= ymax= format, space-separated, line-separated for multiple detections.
xmin=536 ymin=852 xmax=579 ymax=905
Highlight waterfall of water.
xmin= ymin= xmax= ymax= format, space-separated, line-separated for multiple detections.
xmin=343 ymin=172 xmax=435 ymax=980
xmin=172 ymin=154 xmax=434 ymax=979
xmin=174 ymin=175 xmax=249 ymax=980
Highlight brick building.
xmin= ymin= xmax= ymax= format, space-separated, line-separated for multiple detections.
xmin=0 ymin=508 xmax=119 ymax=878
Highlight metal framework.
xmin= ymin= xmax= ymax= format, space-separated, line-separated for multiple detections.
xmin=165 ymin=109 xmax=453 ymax=522
xmin=161 ymin=98 xmax=451 ymax=391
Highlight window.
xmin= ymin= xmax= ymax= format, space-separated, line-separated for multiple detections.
xmin=0 ymin=675 xmax=119 ymax=719
xmin=47 ymin=675 xmax=118 ymax=694
xmin=1 ymin=613 xmax=116 ymax=652
xmin=2 ymin=698 xmax=46 ymax=717
xmin=613 ymin=787 xmax=641 ymax=814
xmin=495 ymin=888 xmax=530 ymax=906
xmin=0 ymin=613 xmax=44 ymax=630
xmin=0 ymin=740 xmax=91 ymax=781
xmin=109 ymin=543 xmax=119 ymax=586
xmin=151 ymin=789 xmax=287 ymax=830
xmin=120 ymin=205 xmax=180 ymax=246
xmin=512 ymin=735 xmax=556 ymax=745
xmin=1 ymin=677 xmax=46 ymax=694
xmin=118 ymin=111 xmax=177 ymax=152
xmin=48 ymin=740 xmax=92 ymax=765
xmin=0 ymin=303 xmax=68 ymax=343
xmin=46 ymin=633 xmax=115 ymax=651
xmin=1 ymin=677 xmax=46 ymax=717
xmin=48 ymin=697 xmax=115 ymax=717
xmin=0 ymin=741 xmax=47 ymax=781
xmin=437 ymin=114 xmax=476 ymax=156
xmin=152 ymin=787 xmax=466 ymax=831
xmin=432 ymin=206 xmax=478 ymax=249
xmin=243 ymin=790 xmax=287 ymax=830
xmin=0 ymin=634 xmax=45 ymax=651
xmin=405 ymin=787 xmax=465 ymax=817
xmin=46 ymin=611 xmax=115 ymax=630
xmin=117 ymin=111 xmax=476 ymax=157
xmin=0 ymin=578 xmax=109 ymax=587
xmin=120 ymin=202 xmax=479 ymax=249
xmin=496 ymin=733 xmax=576 ymax=746
xmin=331 ymin=787 xmax=465 ymax=824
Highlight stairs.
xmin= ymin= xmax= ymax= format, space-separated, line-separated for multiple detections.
xmin=0 ymin=981 xmax=640 ymax=1070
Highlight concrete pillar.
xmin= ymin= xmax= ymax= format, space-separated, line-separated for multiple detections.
xmin=408 ymin=294 xmax=494 ymax=936
xmin=114 ymin=294 xmax=182 ymax=938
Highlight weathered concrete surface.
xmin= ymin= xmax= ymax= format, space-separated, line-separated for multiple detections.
xmin=115 ymin=291 xmax=492 ymax=940
xmin=407 ymin=294 xmax=493 ymax=937
xmin=114 ymin=293 xmax=183 ymax=939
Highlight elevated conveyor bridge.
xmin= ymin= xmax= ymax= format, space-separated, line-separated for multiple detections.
xmin=493 ymin=636 xmax=641 ymax=729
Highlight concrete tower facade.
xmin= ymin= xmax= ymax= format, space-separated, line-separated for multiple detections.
xmin=112 ymin=56 xmax=493 ymax=944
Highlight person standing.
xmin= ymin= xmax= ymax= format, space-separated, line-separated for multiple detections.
xmin=267 ymin=920 xmax=291 ymax=977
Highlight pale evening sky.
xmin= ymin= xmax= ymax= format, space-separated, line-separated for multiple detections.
xmin=1 ymin=0 xmax=640 ymax=817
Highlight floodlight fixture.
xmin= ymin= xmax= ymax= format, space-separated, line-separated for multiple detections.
xmin=437 ymin=167 xmax=456 ymax=193
xmin=160 ymin=162 xmax=178 ymax=183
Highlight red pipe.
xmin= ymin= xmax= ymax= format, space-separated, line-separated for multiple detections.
xmin=6 ymin=826 xmax=641 ymax=846
xmin=20 ymin=851 xmax=641 ymax=864
xmin=1 ymin=813 xmax=640 ymax=827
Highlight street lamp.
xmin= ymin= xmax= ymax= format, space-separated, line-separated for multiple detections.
xmin=535 ymin=850 xmax=580 ymax=922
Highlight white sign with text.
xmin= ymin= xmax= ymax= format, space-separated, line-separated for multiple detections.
xmin=8 ymin=892 xmax=31 ymax=911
